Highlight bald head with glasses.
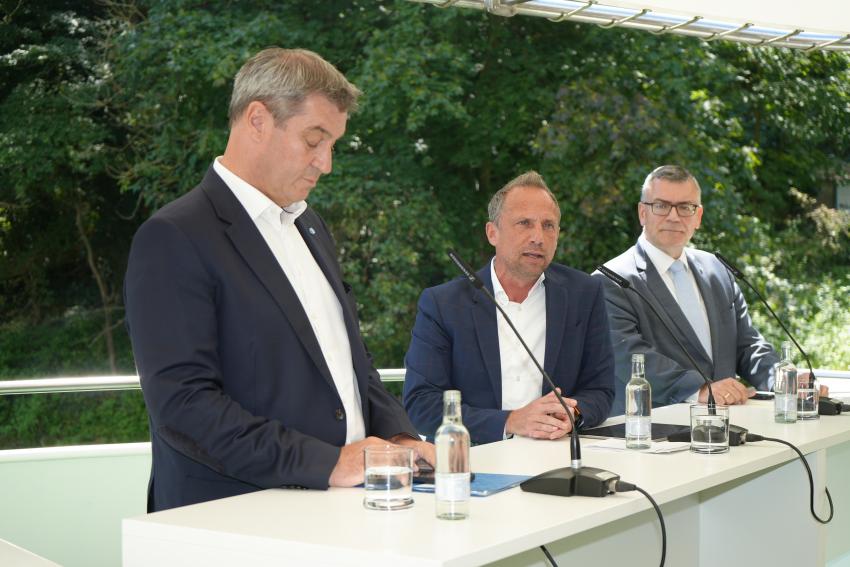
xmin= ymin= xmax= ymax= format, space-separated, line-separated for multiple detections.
xmin=638 ymin=165 xmax=704 ymax=259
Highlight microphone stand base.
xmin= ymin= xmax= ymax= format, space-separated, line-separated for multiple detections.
xmin=521 ymin=466 xmax=620 ymax=497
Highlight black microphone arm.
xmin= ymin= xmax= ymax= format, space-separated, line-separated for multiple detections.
xmin=448 ymin=250 xmax=581 ymax=465
xmin=595 ymin=264 xmax=718 ymax=411
xmin=447 ymin=250 xmax=619 ymax=497
xmin=713 ymin=251 xmax=816 ymax=382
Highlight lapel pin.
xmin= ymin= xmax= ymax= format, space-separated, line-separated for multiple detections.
xmin=308 ymin=227 xmax=316 ymax=235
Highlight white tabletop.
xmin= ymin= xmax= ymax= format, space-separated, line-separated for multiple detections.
xmin=123 ymin=402 xmax=850 ymax=567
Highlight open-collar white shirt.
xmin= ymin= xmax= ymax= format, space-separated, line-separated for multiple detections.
xmin=213 ymin=158 xmax=365 ymax=444
xmin=490 ymin=258 xmax=547 ymax=411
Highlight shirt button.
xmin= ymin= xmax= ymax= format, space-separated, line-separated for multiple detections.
xmin=335 ymin=408 xmax=345 ymax=421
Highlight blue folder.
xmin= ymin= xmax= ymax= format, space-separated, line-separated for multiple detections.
xmin=412 ymin=473 xmax=531 ymax=497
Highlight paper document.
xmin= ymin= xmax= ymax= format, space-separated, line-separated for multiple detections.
xmin=583 ymin=438 xmax=691 ymax=454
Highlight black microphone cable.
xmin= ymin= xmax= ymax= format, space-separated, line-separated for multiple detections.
xmin=745 ymin=433 xmax=834 ymax=524
xmin=539 ymin=480 xmax=667 ymax=567
xmin=615 ymin=481 xmax=666 ymax=567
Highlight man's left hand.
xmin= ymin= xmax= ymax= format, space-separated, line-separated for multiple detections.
xmin=391 ymin=435 xmax=435 ymax=468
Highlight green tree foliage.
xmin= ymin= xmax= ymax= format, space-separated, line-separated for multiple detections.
xmin=0 ymin=0 xmax=848 ymax=449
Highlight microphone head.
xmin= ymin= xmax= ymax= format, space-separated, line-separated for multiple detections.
xmin=596 ymin=265 xmax=631 ymax=289
xmin=713 ymin=251 xmax=744 ymax=278
xmin=448 ymin=250 xmax=484 ymax=289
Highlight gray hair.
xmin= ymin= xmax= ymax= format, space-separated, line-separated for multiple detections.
xmin=228 ymin=47 xmax=362 ymax=127
xmin=640 ymin=165 xmax=702 ymax=202
xmin=487 ymin=170 xmax=561 ymax=225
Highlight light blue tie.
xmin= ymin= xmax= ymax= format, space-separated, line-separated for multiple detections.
xmin=668 ymin=260 xmax=712 ymax=358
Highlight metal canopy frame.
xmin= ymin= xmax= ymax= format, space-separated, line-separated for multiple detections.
xmin=413 ymin=0 xmax=850 ymax=52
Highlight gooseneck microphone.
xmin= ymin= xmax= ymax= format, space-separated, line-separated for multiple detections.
xmin=596 ymin=264 xmax=751 ymax=447
xmin=448 ymin=250 xmax=620 ymax=497
xmin=713 ymin=252 xmax=817 ymax=382
xmin=595 ymin=265 xmax=718 ymax=410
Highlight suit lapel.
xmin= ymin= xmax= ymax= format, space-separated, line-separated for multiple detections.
xmin=635 ymin=243 xmax=711 ymax=365
xmin=473 ymin=267 xmax=504 ymax=408
xmin=201 ymin=169 xmax=337 ymax=393
xmin=542 ymin=269 xmax=567 ymax=392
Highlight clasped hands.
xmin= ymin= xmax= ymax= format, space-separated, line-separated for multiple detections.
xmin=505 ymin=388 xmax=576 ymax=440
xmin=698 ymin=374 xmax=829 ymax=406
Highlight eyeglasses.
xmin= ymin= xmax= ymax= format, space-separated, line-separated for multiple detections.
xmin=641 ymin=201 xmax=701 ymax=217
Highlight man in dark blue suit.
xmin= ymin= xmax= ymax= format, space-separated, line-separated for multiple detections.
xmin=125 ymin=48 xmax=432 ymax=512
xmin=403 ymin=172 xmax=615 ymax=444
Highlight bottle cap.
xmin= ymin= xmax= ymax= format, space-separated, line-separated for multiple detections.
xmin=443 ymin=390 xmax=461 ymax=403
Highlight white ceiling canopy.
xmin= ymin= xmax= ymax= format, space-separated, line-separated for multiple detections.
xmin=410 ymin=0 xmax=850 ymax=51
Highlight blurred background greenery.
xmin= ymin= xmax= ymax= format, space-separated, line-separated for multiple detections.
xmin=1 ymin=0 xmax=848 ymax=448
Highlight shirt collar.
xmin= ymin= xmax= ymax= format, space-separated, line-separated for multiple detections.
xmin=639 ymin=232 xmax=691 ymax=274
xmin=489 ymin=257 xmax=546 ymax=305
xmin=213 ymin=158 xmax=307 ymax=226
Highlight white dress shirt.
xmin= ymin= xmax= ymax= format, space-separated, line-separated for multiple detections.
xmin=213 ymin=158 xmax=366 ymax=444
xmin=490 ymin=259 xmax=547 ymax=411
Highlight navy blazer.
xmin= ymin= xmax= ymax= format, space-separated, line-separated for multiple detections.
xmin=596 ymin=241 xmax=778 ymax=416
xmin=402 ymin=263 xmax=615 ymax=444
xmin=124 ymin=167 xmax=416 ymax=512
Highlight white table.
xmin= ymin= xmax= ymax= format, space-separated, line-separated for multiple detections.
xmin=123 ymin=402 xmax=850 ymax=566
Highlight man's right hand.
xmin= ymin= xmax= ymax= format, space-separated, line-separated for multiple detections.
xmin=698 ymin=377 xmax=753 ymax=405
xmin=505 ymin=390 xmax=576 ymax=440
xmin=328 ymin=436 xmax=391 ymax=487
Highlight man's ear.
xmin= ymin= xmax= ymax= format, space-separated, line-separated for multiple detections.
xmin=638 ymin=202 xmax=646 ymax=227
xmin=485 ymin=221 xmax=498 ymax=246
xmin=244 ymin=101 xmax=272 ymax=141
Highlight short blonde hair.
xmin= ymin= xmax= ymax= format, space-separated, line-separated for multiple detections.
xmin=487 ymin=170 xmax=561 ymax=224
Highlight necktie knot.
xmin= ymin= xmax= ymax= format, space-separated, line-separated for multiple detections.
xmin=669 ymin=259 xmax=686 ymax=275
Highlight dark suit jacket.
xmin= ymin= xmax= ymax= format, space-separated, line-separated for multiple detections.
xmin=402 ymin=263 xmax=615 ymax=444
xmin=124 ymin=167 xmax=416 ymax=512
xmin=596 ymin=241 xmax=778 ymax=416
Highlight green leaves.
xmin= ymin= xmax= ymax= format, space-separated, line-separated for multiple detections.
xmin=1 ymin=0 xmax=849 ymax=373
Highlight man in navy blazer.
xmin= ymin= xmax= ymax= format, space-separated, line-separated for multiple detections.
xmin=403 ymin=172 xmax=615 ymax=444
xmin=125 ymin=48 xmax=431 ymax=512
xmin=596 ymin=165 xmax=778 ymax=415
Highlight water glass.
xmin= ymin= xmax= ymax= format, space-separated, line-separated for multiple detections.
xmin=797 ymin=372 xmax=820 ymax=420
xmin=363 ymin=445 xmax=414 ymax=511
xmin=689 ymin=404 xmax=730 ymax=454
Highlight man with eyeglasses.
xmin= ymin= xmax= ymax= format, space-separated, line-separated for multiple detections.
xmin=596 ymin=165 xmax=778 ymax=415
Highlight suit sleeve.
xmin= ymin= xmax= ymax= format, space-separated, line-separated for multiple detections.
xmin=569 ymin=279 xmax=616 ymax=428
xmin=365 ymin=371 xmax=419 ymax=439
xmin=125 ymin=216 xmax=341 ymax=490
xmin=403 ymin=288 xmax=511 ymax=444
xmin=729 ymin=278 xmax=778 ymax=390
xmin=311 ymin=211 xmax=419 ymax=441
xmin=596 ymin=274 xmax=705 ymax=408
